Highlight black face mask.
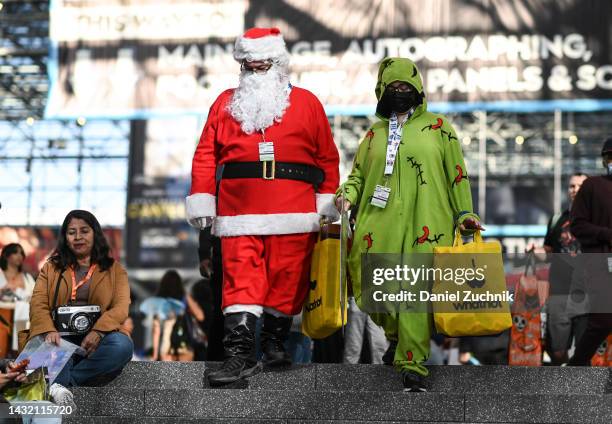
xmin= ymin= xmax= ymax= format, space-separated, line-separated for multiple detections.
xmin=376 ymin=89 xmax=422 ymax=118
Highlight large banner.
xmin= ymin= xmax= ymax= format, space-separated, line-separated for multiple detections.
xmin=124 ymin=117 xmax=201 ymax=269
xmin=47 ymin=0 xmax=612 ymax=117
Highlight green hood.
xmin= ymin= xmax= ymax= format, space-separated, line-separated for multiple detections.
xmin=375 ymin=57 xmax=427 ymax=120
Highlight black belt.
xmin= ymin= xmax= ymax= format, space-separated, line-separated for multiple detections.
xmin=220 ymin=161 xmax=325 ymax=186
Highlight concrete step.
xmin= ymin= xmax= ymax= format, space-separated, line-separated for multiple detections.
xmin=65 ymin=388 xmax=612 ymax=423
xmin=49 ymin=363 xmax=612 ymax=423
xmin=102 ymin=361 xmax=612 ymax=395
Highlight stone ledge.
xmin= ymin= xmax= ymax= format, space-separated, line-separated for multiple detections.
xmin=98 ymin=362 xmax=611 ymax=395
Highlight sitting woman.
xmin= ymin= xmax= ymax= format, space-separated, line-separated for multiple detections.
xmin=26 ymin=209 xmax=133 ymax=404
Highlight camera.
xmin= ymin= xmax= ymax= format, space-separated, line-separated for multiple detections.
xmin=52 ymin=305 xmax=101 ymax=336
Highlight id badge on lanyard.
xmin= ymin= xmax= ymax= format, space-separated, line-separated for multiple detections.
xmin=258 ymin=129 xmax=274 ymax=161
xmin=371 ymin=185 xmax=391 ymax=208
xmin=371 ymin=113 xmax=402 ymax=209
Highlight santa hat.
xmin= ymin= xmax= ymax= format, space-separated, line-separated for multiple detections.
xmin=233 ymin=27 xmax=290 ymax=67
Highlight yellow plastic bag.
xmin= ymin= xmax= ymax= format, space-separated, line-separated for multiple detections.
xmin=302 ymin=224 xmax=348 ymax=339
xmin=432 ymin=230 xmax=512 ymax=336
xmin=2 ymin=367 xmax=48 ymax=402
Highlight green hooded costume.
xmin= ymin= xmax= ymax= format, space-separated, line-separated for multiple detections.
xmin=337 ymin=57 xmax=479 ymax=376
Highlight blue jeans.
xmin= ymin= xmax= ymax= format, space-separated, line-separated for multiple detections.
xmin=55 ymin=332 xmax=133 ymax=387
xmin=286 ymin=331 xmax=312 ymax=364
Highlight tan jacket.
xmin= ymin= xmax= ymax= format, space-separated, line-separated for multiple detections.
xmin=26 ymin=260 xmax=131 ymax=345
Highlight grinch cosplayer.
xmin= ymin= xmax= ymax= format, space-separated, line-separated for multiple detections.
xmin=336 ymin=57 xmax=481 ymax=391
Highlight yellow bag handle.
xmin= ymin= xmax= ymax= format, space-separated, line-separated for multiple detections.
xmin=453 ymin=228 xmax=484 ymax=247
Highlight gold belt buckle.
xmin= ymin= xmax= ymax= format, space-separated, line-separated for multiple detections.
xmin=262 ymin=160 xmax=275 ymax=180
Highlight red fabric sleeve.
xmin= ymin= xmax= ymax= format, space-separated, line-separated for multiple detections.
xmin=310 ymin=95 xmax=339 ymax=195
xmin=190 ymin=92 xmax=228 ymax=196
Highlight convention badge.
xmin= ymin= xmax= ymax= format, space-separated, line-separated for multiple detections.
xmin=371 ymin=185 xmax=391 ymax=208
xmin=258 ymin=142 xmax=275 ymax=161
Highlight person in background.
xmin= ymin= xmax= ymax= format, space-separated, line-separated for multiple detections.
xmin=152 ymin=270 xmax=204 ymax=361
xmin=285 ymin=312 xmax=312 ymax=364
xmin=197 ymin=228 xmax=224 ymax=361
xmin=541 ymin=173 xmax=588 ymax=365
xmin=343 ymin=208 xmax=389 ymax=365
xmin=343 ymin=297 xmax=389 ymax=364
xmin=191 ymin=229 xmax=219 ymax=361
xmin=27 ymin=209 xmax=133 ymax=407
xmin=0 ymin=243 xmax=36 ymax=352
xmin=568 ymin=138 xmax=612 ymax=365
xmin=120 ymin=317 xmax=145 ymax=361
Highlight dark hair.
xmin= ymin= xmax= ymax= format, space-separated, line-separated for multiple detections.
xmin=570 ymin=172 xmax=589 ymax=178
xmin=156 ymin=270 xmax=185 ymax=300
xmin=48 ymin=209 xmax=115 ymax=271
xmin=0 ymin=243 xmax=25 ymax=272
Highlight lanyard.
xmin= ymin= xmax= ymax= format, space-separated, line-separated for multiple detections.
xmin=383 ymin=109 xmax=415 ymax=176
xmin=384 ymin=113 xmax=404 ymax=176
xmin=70 ymin=264 xmax=96 ymax=301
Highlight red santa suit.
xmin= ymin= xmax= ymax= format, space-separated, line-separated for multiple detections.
xmin=187 ymin=66 xmax=340 ymax=316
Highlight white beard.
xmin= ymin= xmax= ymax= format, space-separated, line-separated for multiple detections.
xmin=228 ymin=66 xmax=290 ymax=134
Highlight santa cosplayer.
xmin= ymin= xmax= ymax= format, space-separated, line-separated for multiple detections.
xmin=186 ymin=27 xmax=340 ymax=386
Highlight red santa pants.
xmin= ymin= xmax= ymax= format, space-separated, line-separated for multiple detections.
xmin=221 ymin=233 xmax=318 ymax=316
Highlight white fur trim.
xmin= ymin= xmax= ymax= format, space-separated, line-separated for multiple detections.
xmin=233 ymin=35 xmax=290 ymax=66
xmin=213 ymin=212 xmax=320 ymax=237
xmin=224 ymin=304 xmax=263 ymax=317
xmin=316 ymin=193 xmax=340 ymax=221
xmin=263 ymin=307 xmax=291 ymax=318
xmin=185 ymin=193 xmax=216 ymax=222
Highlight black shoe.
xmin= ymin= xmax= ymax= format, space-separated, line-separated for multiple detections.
xmin=207 ymin=356 xmax=261 ymax=386
xmin=402 ymin=371 xmax=427 ymax=392
xmin=383 ymin=340 xmax=398 ymax=366
xmin=207 ymin=312 xmax=261 ymax=387
xmin=261 ymin=312 xmax=292 ymax=367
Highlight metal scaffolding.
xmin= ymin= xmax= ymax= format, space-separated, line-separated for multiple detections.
xmin=0 ymin=0 xmax=130 ymax=226
xmin=0 ymin=0 xmax=49 ymax=121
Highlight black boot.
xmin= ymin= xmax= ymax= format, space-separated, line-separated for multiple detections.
xmin=261 ymin=312 xmax=292 ymax=366
xmin=207 ymin=312 xmax=260 ymax=386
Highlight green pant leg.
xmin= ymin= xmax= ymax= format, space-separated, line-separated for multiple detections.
xmin=394 ymin=311 xmax=431 ymax=376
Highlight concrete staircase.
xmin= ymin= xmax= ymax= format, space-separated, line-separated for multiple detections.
xmin=63 ymin=362 xmax=612 ymax=423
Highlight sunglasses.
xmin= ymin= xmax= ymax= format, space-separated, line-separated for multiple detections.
xmin=241 ymin=60 xmax=273 ymax=74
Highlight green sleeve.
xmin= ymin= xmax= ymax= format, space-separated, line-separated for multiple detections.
xmin=441 ymin=119 xmax=480 ymax=231
xmin=336 ymin=130 xmax=370 ymax=206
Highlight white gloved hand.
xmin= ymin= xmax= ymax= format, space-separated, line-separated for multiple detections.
xmin=189 ymin=217 xmax=213 ymax=229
